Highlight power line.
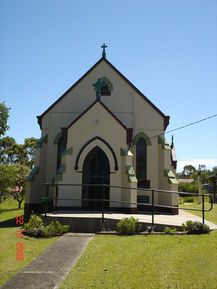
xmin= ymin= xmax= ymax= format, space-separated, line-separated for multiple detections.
xmin=165 ymin=113 xmax=217 ymax=135
xmin=149 ymin=113 xmax=217 ymax=141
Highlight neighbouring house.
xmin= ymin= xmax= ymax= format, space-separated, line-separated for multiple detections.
xmin=25 ymin=45 xmax=178 ymax=217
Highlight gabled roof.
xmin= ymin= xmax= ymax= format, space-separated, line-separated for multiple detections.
xmin=67 ymin=99 xmax=127 ymax=131
xmin=37 ymin=57 xmax=170 ymax=129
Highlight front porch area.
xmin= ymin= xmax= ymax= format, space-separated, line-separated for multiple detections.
xmin=43 ymin=209 xmax=217 ymax=232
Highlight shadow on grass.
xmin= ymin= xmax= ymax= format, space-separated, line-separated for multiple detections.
xmin=0 ymin=207 xmax=21 ymax=214
xmin=0 ymin=217 xmax=17 ymax=228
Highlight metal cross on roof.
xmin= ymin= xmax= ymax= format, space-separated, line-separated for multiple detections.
xmin=101 ymin=43 xmax=107 ymax=59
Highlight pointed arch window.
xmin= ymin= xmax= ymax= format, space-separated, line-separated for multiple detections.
xmin=136 ymin=138 xmax=147 ymax=181
xmin=57 ymin=137 xmax=67 ymax=172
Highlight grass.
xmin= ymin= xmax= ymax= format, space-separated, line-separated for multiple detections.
xmin=0 ymin=198 xmax=57 ymax=285
xmin=180 ymin=200 xmax=217 ymax=224
xmin=1 ymin=198 xmax=217 ymax=288
xmin=59 ymin=233 xmax=217 ymax=289
xmin=0 ymin=198 xmax=24 ymax=222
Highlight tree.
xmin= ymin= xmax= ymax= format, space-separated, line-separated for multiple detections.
xmin=0 ymin=136 xmax=17 ymax=164
xmin=178 ymin=181 xmax=198 ymax=195
xmin=0 ymin=102 xmax=10 ymax=137
xmin=0 ymin=136 xmax=37 ymax=167
xmin=0 ymin=165 xmax=17 ymax=202
xmin=182 ymin=165 xmax=196 ymax=178
xmin=0 ymin=135 xmax=37 ymax=207
xmin=23 ymin=137 xmax=37 ymax=169
xmin=212 ymin=166 xmax=217 ymax=174
xmin=12 ymin=165 xmax=29 ymax=209
xmin=0 ymin=164 xmax=29 ymax=207
xmin=179 ymin=164 xmax=214 ymax=185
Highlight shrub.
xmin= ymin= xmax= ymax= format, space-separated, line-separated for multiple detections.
xmin=179 ymin=182 xmax=198 ymax=195
xmin=117 ymin=217 xmax=141 ymax=235
xmin=34 ymin=228 xmax=45 ymax=237
xmin=164 ymin=226 xmax=177 ymax=235
xmin=178 ymin=197 xmax=184 ymax=205
xmin=182 ymin=223 xmax=186 ymax=232
xmin=61 ymin=224 xmax=71 ymax=234
xmin=24 ymin=214 xmax=43 ymax=230
xmin=183 ymin=196 xmax=194 ymax=203
xmin=185 ymin=220 xmax=210 ymax=234
xmin=53 ymin=221 xmax=70 ymax=234
xmin=43 ymin=222 xmax=57 ymax=237
xmin=24 ymin=216 xmax=70 ymax=237
xmin=43 ymin=221 xmax=70 ymax=237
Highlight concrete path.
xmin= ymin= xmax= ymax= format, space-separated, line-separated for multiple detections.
xmin=0 ymin=233 xmax=93 ymax=289
xmin=46 ymin=209 xmax=217 ymax=230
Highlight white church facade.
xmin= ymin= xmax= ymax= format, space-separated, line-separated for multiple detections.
xmin=25 ymin=46 xmax=178 ymax=217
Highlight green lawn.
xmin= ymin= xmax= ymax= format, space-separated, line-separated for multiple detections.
xmin=180 ymin=202 xmax=217 ymax=224
xmin=0 ymin=198 xmax=24 ymax=222
xmin=0 ymin=198 xmax=57 ymax=285
xmin=2 ymin=199 xmax=217 ymax=289
xmin=59 ymin=233 xmax=217 ymax=289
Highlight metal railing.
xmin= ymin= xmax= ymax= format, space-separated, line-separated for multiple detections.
xmin=42 ymin=183 xmax=213 ymax=228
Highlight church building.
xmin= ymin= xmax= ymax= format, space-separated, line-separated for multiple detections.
xmin=25 ymin=45 xmax=178 ymax=217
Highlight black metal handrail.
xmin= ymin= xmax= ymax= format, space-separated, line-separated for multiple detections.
xmin=41 ymin=183 xmax=213 ymax=228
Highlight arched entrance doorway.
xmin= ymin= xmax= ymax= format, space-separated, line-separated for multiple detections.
xmin=82 ymin=146 xmax=110 ymax=209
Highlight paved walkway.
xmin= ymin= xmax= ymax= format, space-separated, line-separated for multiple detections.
xmin=0 ymin=233 xmax=93 ymax=289
xmin=46 ymin=209 xmax=217 ymax=230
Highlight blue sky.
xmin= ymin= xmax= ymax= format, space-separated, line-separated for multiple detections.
xmin=0 ymin=0 xmax=217 ymax=172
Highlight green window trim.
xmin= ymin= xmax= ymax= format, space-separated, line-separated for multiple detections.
xmin=158 ymin=135 xmax=165 ymax=145
xmin=55 ymin=146 xmax=72 ymax=181
xmin=56 ymin=137 xmax=67 ymax=172
xmin=53 ymin=132 xmax=62 ymax=144
xmin=35 ymin=134 xmax=48 ymax=148
xmin=158 ymin=136 xmax=171 ymax=150
xmin=27 ymin=166 xmax=39 ymax=181
xmin=120 ymin=148 xmax=127 ymax=156
xmin=62 ymin=147 xmax=73 ymax=156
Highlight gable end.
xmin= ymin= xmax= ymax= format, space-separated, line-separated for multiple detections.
xmin=37 ymin=57 xmax=170 ymax=130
